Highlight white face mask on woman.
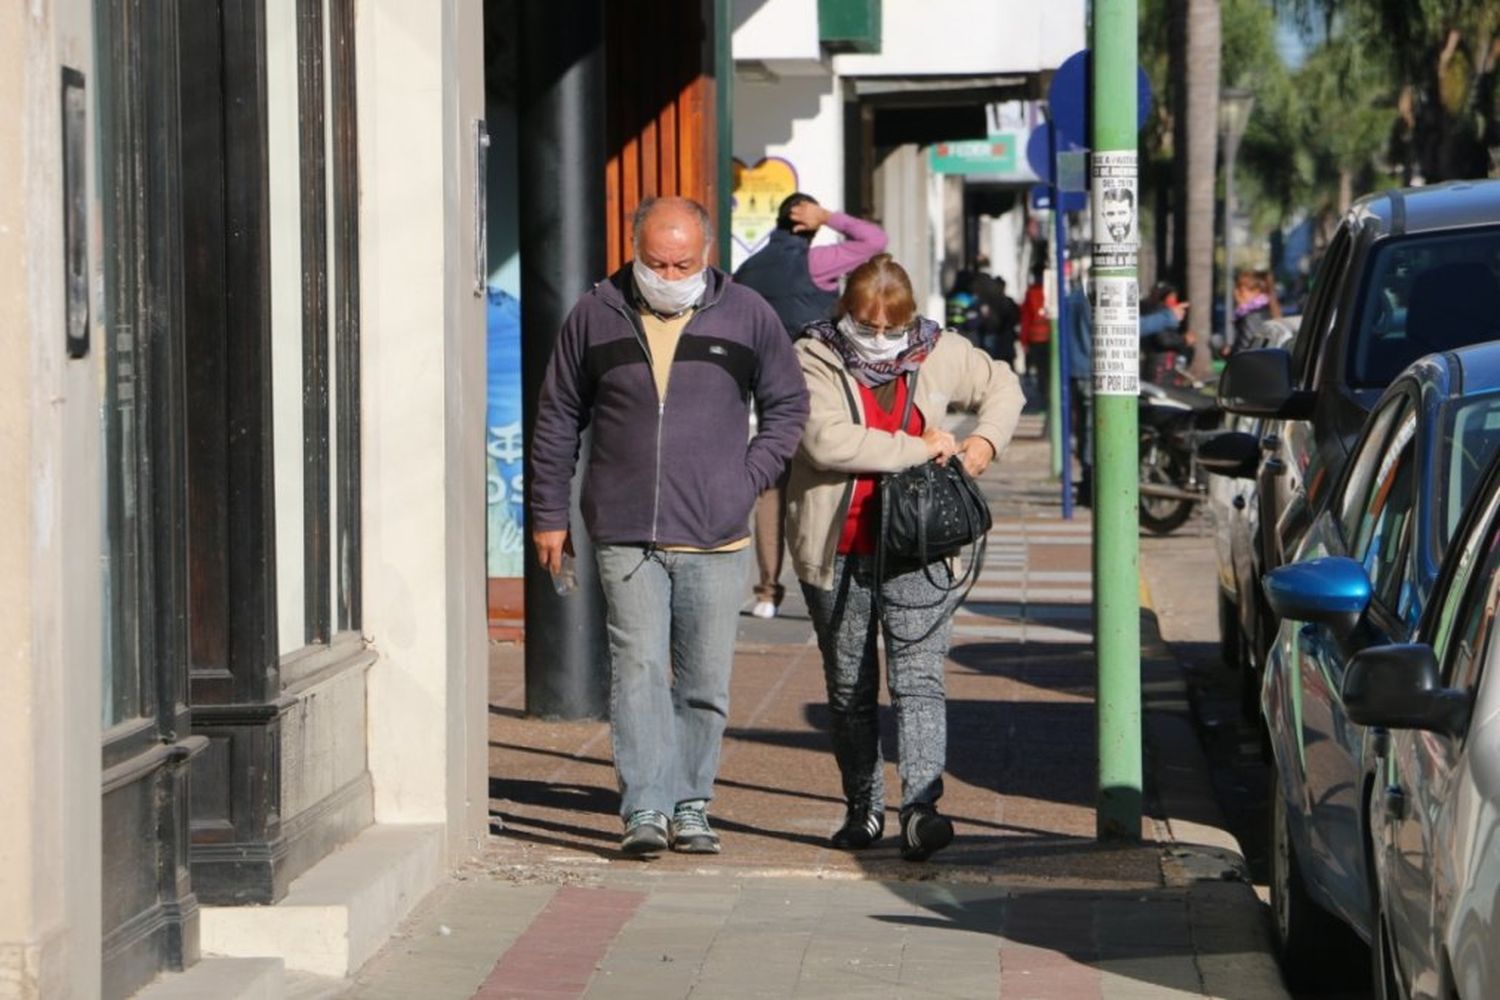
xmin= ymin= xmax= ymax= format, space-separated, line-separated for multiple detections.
xmin=838 ymin=313 xmax=910 ymax=363
xmin=633 ymin=260 xmax=706 ymax=316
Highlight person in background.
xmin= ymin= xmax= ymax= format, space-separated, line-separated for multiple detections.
xmin=1067 ymin=275 xmax=1189 ymax=503
xmin=1139 ymin=281 xmax=1196 ymax=384
xmin=530 ymin=197 xmax=809 ymax=857
xmin=1018 ymin=270 xmax=1052 ymax=408
xmin=733 ymin=193 xmax=887 ymax=620
xmin=786 ymin=254 xmax=1025 ymax=860
xmin=1227 ymin=269 xmax=1273 ymax=356
xmin=969 ymin=257 xmax=1019 ymax=368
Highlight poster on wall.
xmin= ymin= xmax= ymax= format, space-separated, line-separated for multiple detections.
xmin=730 ymin=156 xmax=799 ymax=259
xmin=486 ymin=287 xmax=524 ymax=578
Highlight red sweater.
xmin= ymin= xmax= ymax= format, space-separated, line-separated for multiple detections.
xmin=839 ymin=378 xmax=926 ymax=554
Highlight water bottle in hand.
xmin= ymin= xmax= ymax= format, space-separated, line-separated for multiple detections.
xmin=552 ymin=552 xmax=578 ymax=596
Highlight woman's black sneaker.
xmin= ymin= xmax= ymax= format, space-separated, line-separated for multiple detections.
xmin=830 ymin=804 xmax=884 ymax=849
xmin=898 ymin=805 xmax=953 ymax=861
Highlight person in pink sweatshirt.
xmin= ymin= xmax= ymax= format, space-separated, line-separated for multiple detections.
xmin=734 ymin=193 xmax=887 ymax=619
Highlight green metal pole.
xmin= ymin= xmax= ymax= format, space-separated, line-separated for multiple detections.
xmin=1091 ymin=0 xmax=1142 ymax=840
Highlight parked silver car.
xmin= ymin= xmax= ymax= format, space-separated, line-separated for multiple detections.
xmin=1202 ymin=317 xmax=1299 ymax=705
xmin=1343 ymin=441 xmax=1500 ymax=999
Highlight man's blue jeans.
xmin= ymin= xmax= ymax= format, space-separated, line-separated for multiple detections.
xmin=595 ymin=544 xmax=749 ymax=821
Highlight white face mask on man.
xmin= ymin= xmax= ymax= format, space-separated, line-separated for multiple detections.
xmin=633 ymin=260 xmax=707 ymax=316
xmin=838 ymin=314 xmax=910 ymax=363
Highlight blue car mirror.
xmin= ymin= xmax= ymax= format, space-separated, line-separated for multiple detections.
xmin=1264 ymin=556 xmax=1373 ymax=638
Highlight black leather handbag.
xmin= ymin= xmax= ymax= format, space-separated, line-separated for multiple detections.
xmin=873 ymin=372 xmax=992 ymax=644
xmin=879 ymin=455 xmax=992 ymax=563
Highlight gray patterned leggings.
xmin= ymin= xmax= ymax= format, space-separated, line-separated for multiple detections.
xmin=801 ymin=554 xmax=956 ymax=812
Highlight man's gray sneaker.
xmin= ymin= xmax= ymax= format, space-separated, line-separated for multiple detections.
xmin=621 ymin=809 xmax=669 ymax=856
xmin=669 ymin=800 xmax=721 ymax=854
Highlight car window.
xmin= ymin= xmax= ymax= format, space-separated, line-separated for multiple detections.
xmin=1337 ymin=396 xmax=1406 ymax=545
xmin=1442 ymin=527 xmax=1500 ymax=693
xmin=1431 ymin=482 xmax=1500 ymax=684
xmin=1350 ymin=410 xmax=1418 ymax=611
xmin=1347 ymin=227 xmax=1500 ymax=388
xmin=1439 ymin=392 xmax=1500 ymax=551
xmin=1293 ymin=226 xmax=1351 ymax=385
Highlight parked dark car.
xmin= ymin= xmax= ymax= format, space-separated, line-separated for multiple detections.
xmin=1218 ymin=180 xmax=1500 ymax=709
xmin=1254 ymin=343 xmax=1500 ymax=990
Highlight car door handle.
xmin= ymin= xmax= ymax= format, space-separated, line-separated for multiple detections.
xmin=1265 ymin=457 xmax=1287 ymax=476
xmin=1261 ymin=435 xmax=1280 ymax=452
xmin=1371 ymin=727 xmax=1389 ymax=760
xmin=1384 ymin=785 xmax=1408 ymax=821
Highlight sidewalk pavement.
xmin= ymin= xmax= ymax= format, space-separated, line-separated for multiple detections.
xmin=321 ymin=416 xmax=1289 ymax=999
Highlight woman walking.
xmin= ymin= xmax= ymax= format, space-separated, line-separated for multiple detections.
xmin=786 ymin=255 xmax=1024 ymax=860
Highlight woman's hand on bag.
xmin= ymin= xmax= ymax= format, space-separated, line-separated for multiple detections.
xmin=958 ymin=436 xmax=996 ymax=478
xmin=922 ymin=427 xmax=959 ymax=463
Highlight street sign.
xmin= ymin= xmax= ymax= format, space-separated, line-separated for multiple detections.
xmin=1029 ymin=184 xmax=1087 ymax=213
xmin=1048 ymin=49 xmax=1152 ymax=151
xmin=1026 ymin=122 xmax=1089 ymax=188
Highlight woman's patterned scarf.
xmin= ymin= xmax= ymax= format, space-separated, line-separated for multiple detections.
xmin=804 ymin=316 xmax=942 ymax=388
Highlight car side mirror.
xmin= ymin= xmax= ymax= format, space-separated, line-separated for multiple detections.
xmin=1218 ymin=348 xmax=1315 ymax=419
xmin=1197 ymin=430 xmax=1260 ymax=480
xmin=1263 ymin=556 xmax=1371 ymax=640
xmin=1341 ymin=644 xmax=1470 ymax=738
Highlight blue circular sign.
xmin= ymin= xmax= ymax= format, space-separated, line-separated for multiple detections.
xmin=1048 ymin=49 xmax=1153 ymax=151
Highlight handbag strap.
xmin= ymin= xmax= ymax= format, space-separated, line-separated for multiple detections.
xmin=874 ymin=372 xmax=919 ymax=619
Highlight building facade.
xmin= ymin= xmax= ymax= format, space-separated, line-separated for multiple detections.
xmin=1 ymin=1 xmax=489 ymax=996
xmin=730 ymin=0 xmax=1084 ymax=309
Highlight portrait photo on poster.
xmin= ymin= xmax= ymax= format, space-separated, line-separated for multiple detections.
xmin=1090 ymin=150 xmax=1138 ymax=271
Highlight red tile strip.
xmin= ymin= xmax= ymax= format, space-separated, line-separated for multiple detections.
xmin=471 ymin=886 xmax=645 ymax=999
xmin=998 ymin=944 xmax=1103 ymax=1000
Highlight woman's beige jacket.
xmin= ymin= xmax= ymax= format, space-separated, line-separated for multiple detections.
xmin=786 ymin=331 xmax=1026 ymax=590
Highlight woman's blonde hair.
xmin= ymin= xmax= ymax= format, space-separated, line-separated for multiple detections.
xmin=837 ymin=254 xmax=917 ymax=326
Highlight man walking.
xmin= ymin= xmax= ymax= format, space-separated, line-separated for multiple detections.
xmin=732 ymin=193 xmax=886 ymax=618
xmin=530 ymin=197 xmax=809 ymax=856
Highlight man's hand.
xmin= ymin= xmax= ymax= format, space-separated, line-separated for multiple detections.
xmin=533 ymin=529 xmax=572 ymax=576
xmin=787 ymin=201 xmax=831 ymax=234
xmin=1169 ymin=300 xmax=1189 ymax=322
xmin=958 ymin=436 xmax=996 ymax=478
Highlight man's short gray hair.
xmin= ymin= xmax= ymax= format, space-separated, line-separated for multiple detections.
xmin=631 ymin=196 xmax=714 ymax=256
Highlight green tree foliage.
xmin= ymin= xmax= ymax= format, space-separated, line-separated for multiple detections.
xmin=1140 ymin=0 xmax=1499 ymax=270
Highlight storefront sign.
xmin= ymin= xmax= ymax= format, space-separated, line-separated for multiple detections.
xmin=929 ymin=136 xmax=1023 ymax=176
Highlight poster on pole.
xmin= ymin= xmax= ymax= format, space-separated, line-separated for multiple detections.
xmin=1091 ymin=151 xmax=1138 ymax=270
xmin=1092 ymin=276 xmax=1140 ymax=396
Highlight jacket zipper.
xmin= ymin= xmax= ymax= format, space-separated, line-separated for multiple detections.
xmin=607 ymin=291 xmax=721 ymax=546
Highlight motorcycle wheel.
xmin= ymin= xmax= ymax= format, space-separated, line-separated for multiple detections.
xmin=1138 ymin=445 xmax=1195 ymax=535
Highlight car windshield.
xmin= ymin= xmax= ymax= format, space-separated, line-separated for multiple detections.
xmin=1439 ymin=391 xmax=1500 ymax=551
xmin=1348 ymin=228 xmax=1500 ymax=388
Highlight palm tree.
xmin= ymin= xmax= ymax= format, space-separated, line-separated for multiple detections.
xmin=1185 ymin=0 xmax=1221 ymax=376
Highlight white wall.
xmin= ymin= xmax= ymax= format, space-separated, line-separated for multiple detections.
xmin=358 ymin=0 xmax=488 ymax=858
xmin=0 ymin=2 xmax=103 ymax=998
xmin=730 ymin=71 xmax=845 ymax=271
xmin=732 ymin=0 xmax=820 ymax=62
xmin=267 ymin=0 xmax=306 ymax=655
xmin=834 ymin=0 xmax=1085 ymax=76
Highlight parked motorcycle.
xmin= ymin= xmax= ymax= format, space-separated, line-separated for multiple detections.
xmin=1137 ymin=379 xmax=1221 ymax=534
